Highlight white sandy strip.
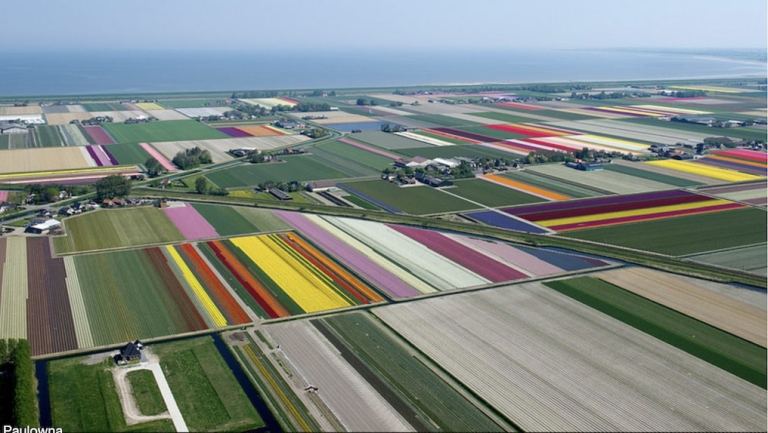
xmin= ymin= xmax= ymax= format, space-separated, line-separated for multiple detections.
xmin=632 ymin=105 xmax=710 ymax=115
xmin=368 ymin=106 xmax=414 ymax=116
xmin=80 ymin=147 xmax=98 ymax=167
xmin=63 ymin=257 xmax=94 ymax=348
xmin=395 ymin=131 xmax=453 ymax=146
xmin=327 ymin=217 xmax=489 ymax=290
xmin=553 ymin=107 xmax=630 ymax=119
xmin=308 ymin=215 xmax=437 ymax=294
xmin=530 ymin=136 xmax=630 ymax=154
xmin=174 ymin=107 xmax=230 ymax=118
xmin=266 ymin=321 xmax=412 ymax=432
xmin=374 ymin=283 xmax=767 ymax=431
xmin=146 ymin=109 xmax=189 ymax=121
xmin=566 ymin=134 xmax=649 ymax=152
xmin=551 ymin=119 xmax=709 ymax=144
xmin=443 ymin=112 xmax=501 ymax=125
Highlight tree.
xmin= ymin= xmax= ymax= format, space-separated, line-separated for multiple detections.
xmin=195 ymin=177 xmax=209 ymax=195
xmin=145 ymin=157 xmax=164 ymax=177
xmin=11 ymin=340 xmax=38 ymax=427
xmin=95 ymin=175 xmax=131 ymax=200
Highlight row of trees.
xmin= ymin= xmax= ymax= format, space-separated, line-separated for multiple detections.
xmin=0 ymin=339 xmax=37 ymax=428
xmin=172 ymin=147 xmax=212 ymax=170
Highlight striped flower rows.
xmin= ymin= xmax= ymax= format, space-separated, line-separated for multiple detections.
xmin=203 ymin=232 xmax=383 ymax=318
xmin=694 ymin=149 xmax=767 ymax=177
xmin=646 ymin=159 xmax=763 ymax=183
xmin=504 ymin=189 xmax=745 ymax=232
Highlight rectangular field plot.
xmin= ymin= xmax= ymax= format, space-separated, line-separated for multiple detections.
xmin=53 ymin=207 xmax=184 ymax=254
xmin=446 ymin=179 xmax=545 ymax=207
xmin=339 ymin=180 xmax=478 ymax=215
xmin=373 ymin=282 xmax=767 ymax=431
xmin=564 ymin=207 xmax=767 ymax=255
xmin=207 ymin=156 xmax=350 ymax=188
xmin=545 ymin=276 xmax=766 ymax=386
xmin=103 ymin=120 xmax=227 ymax=144
xmin=686 ymin=244 xmax=768 ymax=276
xmin=397 ymin=144 xmax=514 ymax=159
xmin=525 ymin=164 xmax=676 ymax=195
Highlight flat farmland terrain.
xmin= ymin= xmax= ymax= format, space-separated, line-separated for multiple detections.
xmin=447 ymin=179 xmax=544 ymax=207
xmin=340 ymin=180 xmax=478 ymax=214
xmin=153 ymin=337 xmax=264 ymax=432
xmin=397 ymin=145 xmax=514 ymax=159
xmin=373 ymin=282 xmax=766 ymax=431
xmin=564 ymin=207 xmax=767 ymax=255
xmin=54 ymin=207 xmax=184 ymax=254
xmin=206 ymin=157 xmax=350 ymax=188
xmin=103 ymin=120 xmax=227 ymax=144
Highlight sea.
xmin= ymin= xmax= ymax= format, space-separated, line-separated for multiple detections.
xmin=0 ymin=49 xmax=765 ymax=97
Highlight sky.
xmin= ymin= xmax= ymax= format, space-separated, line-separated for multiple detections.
xmin=1 ymin=0 xmax=766 ymax=51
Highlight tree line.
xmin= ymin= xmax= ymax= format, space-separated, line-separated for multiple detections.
xmin=0 ymin=339 xmax=38 ymax=428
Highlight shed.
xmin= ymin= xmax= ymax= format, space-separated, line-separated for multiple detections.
xmin=114 ymin=340 xmax=144 ymax=365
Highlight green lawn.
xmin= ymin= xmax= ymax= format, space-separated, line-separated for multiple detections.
xmin=153 ymin=336 xmax=263 ymax=432
xmin=544 ymin=277 xmax=766 ymax=388
xmin=317 ymin=313 xmax=504 ymax=432
xmin=206 ymin=156 xmax=350 ymax=188
xmin=103 ymin=120 xmax=227 ymax=144
xmin=53 ymin=207 xmax=183 ymax=254
xmin=397 ymin=144 xmax=515 ymax=159
xmin=603 ymin=163 xmax=701 ymax=187
xmin=48 ymin=358 xmax=174 ymax=432
xmin=126 ymin=370 xmax=167 ymax=416
xmin=107 ymin=143 xmax=152 ymax=165
xmin=341 ymin=180 xmax=478 ymax=215
xmin=448 ymin=179 xmax=544 ymax=207
xmin=620 ymin=117 xmax=768 ymax=141
xmin=564 ymin=207 xmax=767 ymax=256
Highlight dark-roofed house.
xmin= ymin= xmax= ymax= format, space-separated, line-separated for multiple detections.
xmin=114 ymin=340 xmax=144 ymax=365
xmin=268 ymin=187 xmax=293 ymax=200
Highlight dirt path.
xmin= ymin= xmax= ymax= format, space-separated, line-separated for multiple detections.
xmin=112 ymin=352 xmax=189 ymax=432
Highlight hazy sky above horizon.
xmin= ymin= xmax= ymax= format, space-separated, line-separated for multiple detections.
xmin=2 ymin=0 xmax=766 ymax=51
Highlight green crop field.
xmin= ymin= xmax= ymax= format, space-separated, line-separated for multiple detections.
xmin=191 ymin=204 xmax=289 ymax=236
xmin=620 ymin=117 xmax=768 ymax=141
xmin=0 ymin=133 xmax=32 ymax=149
xmin=82 ymin=102 xmax=131 ymax=111
xmin=316 ymin=140 xmax=393 ymax=171
xmin=53 ymin=207 xmax=183 ymax=254
xmin=341 ymin=179 xmax=478 ymax=215
xmin=48 ymin=358 xmax=174 ymax=432
xmin=74 ymin=248 xmax=204 ymax=346
xmin=107 ymin=143 xmax=152 ymax=165
xmin=154 ymin=336 xmax=263 ymax=432
xmin=126 ymin=370 xmax=167 ymax=416
xmin=502 ymin=171 xmax=607 ymax=198
xmin=564 ymin=207 xmax=768 ymax=256
xmin=206 ymin=156 xmax=350 ymax=188
xmin=34 ymin=125 xmax=64 ymax=147
xmin=397 ymin=144 xmax=515 ymax=159
xmin=103 ymin=120 xmax=227 ymax=144
xmin=603 ymin=163 xmax=701 ymax=187
xmin=455 ymin=125 xmax=527 ymax=140
xmin=343 ymin=194 xmax=381 ymax=210
xmin=351 ymin=131 xmax=426 ymax=150
xmin=158 ymin=99 xmax=229 ymax=109
xmin=407 ymin=114 xmax=481 ymax=127
xmin=317 ymin=313 xmax=504 ymax=432
xmin=545 ymin=277 xmax=766 ymax=388
xmin=448 ymin=179 xmax=544 ymax=207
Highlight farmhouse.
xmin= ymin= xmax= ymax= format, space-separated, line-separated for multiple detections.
xmin=431 ymin=157 xmax=461 ymax=169
xmin=114 ymin=340 xmax=144 ymax=365
xmin=566 ymin=161 xmax=604 ymax=171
